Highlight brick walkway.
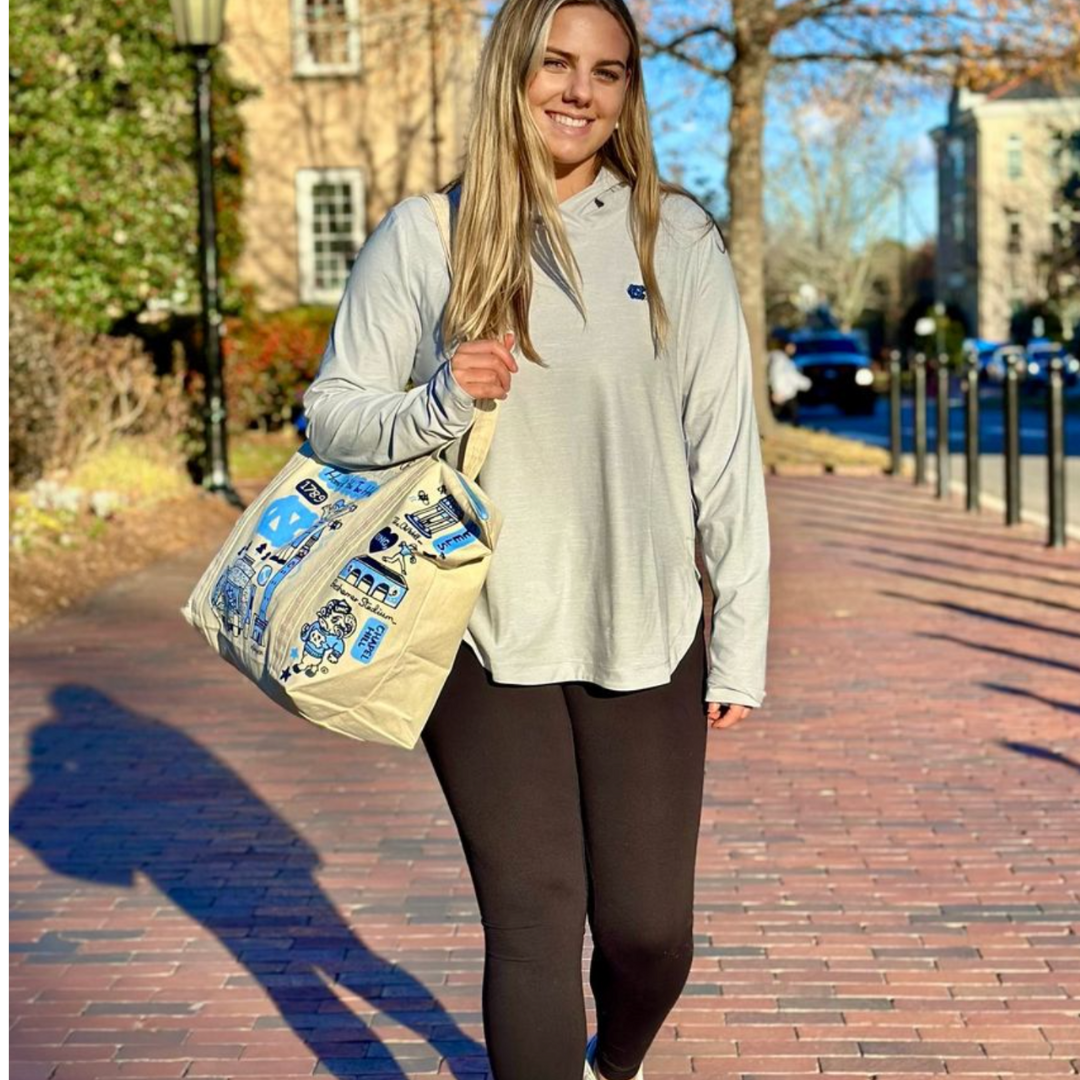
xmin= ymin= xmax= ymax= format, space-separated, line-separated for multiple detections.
xmin=9 ymin=474 xmax=1080 ymax=1080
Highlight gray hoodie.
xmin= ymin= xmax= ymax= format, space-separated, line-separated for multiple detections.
xmin=303 ymin=163 xmax=770 ymax=707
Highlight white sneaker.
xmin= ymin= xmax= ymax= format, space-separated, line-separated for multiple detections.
xmin=584 ymin=1033 xmax=644 ymax=1080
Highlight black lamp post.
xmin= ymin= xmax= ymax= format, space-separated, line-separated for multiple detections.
xmin=169 ymin=0 xmax=242 ymax=508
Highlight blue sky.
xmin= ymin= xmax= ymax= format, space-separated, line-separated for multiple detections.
xmin=476 ymin=3 xmax=945 ymax=248
xmin=641 ymin=50 xmax=943 ymax=246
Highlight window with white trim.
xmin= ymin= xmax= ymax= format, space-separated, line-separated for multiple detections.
xmin=1006 ymin=134 xmax=1022 ymax=180
xmin=292 ymin=0 xmax=361 ymax=77
xmin=296 ymin=169 xmax=366 ymax=305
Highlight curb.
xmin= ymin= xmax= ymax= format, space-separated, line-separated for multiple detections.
xmin=766 ymin=459 xmax=1077 ymax=542
xmin=885 ymin=463 xmax=1079 ymax=542
xmin=767 ymin=462 xmax=888 ymax=477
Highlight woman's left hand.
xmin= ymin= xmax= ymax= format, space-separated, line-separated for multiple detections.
xmin=706 ymin=702 xmax=752 ymax=730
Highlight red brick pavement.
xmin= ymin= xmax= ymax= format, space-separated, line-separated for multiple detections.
xmin=9 ymin=474 xmax=1080 ymax=1080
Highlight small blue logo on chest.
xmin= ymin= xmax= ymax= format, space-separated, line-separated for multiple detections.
xmin=626 ymin=283 xmax=647 ymax=301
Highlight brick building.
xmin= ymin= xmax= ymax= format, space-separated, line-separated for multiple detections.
xmin=222 ymin=0 xmax=481 ymax=312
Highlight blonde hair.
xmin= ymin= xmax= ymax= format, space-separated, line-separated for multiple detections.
xmin=439 ymin=0 xmax=716 ymax=365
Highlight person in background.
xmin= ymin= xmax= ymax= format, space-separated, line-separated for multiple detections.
xmin=767 ymin=338 xmax=812 ymax=424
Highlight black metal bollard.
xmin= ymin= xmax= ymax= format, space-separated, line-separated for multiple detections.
xmin=964 ymin=353 xmax=980 ymax=511
xmin=935 ymin=353 xmax=951 ymax=499
xmin=1047 ymin=355 xmax=1067 ymax=548
xmin=889 ymin=349 xmax=903 ymax=476
xmin=1004 ymin=350 xmax=1022 ymax=526
xmin=913 ymin=352 xmax=927 ymax=486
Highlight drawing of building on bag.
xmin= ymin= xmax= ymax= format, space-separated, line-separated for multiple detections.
xmin=405 ymin=494 xmax=465 ymax=537
xmin=211 ymin=545 xmax=259 ymax=636
xmin=338 ymin=556 xmax=408 ymax=608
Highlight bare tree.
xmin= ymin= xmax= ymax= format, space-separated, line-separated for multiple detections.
xmin=638 ymin=0 xmax=1080 ymax=432
xmin=763 ymin=83 xmax=918 ymax=332
xmin=1042 ymin=125 xmax=1080 ymax=341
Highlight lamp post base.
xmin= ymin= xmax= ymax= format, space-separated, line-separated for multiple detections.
xmin=206 ymin=481 xmax=246 ymax=510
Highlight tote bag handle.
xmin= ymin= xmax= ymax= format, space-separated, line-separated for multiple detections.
xmin=422 ymin=191 xmax=500 ymax=483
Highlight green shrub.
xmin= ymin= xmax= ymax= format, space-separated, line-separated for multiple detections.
xmin=9 ymin=0 xmax=256 ymax=334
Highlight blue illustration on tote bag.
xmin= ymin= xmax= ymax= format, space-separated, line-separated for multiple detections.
xmin=257 ymin=496 xmax=319 ymax=548
xmin=433 ymin=521 xmax=481 ymax=557
xmin=318 ymin=466 xmax=381 ymax=500
xmin=211 ymin=544 xmax=259 ymax=635
xmin=283 ymin=598 xmax=358 ymax=680
xmin=339 ymin=557 xmax=409 ymax=608
xmin=405 ymin=494 xmax=465 ymax=538
xmin=351 ymin=617 xmax=389 ymax=664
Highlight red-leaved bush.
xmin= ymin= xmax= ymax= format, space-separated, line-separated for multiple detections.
xmin=220 ymin=306 xmax=338 ymax=432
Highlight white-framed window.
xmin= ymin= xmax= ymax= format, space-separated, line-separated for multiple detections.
xmin=296 ymin=168 xmax=366 ymax=305
xmin=1006 ymin=134 xmax=1022 ymax=180
xmin=292 ymin=0 xmax=361 ymax=77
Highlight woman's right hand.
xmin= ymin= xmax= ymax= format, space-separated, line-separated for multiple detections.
xmin=450 ymin=332 xmax=517 ymax=400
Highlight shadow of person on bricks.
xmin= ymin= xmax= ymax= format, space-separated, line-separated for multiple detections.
xmin=9 ymin=684 xmax=487 ymax=1080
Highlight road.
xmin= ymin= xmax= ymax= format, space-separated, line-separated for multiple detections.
xmin=797 ymin=385 xmax=1080 ymax=457
xmin=797 ymin=386 xmax=1079 ymax=535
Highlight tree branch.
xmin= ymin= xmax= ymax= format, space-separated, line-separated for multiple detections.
xmin=643 ymin=23 xmax=735 ymax=50
xmin=640 ymin=34 xmax=732 ymax=80
xmin=775 ymin=0 xmax=1009 ymax=30
xmin=770 ymin=41 xmax=1048 ymax=66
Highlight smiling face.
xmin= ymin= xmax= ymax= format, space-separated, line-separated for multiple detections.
xmin=526 ymin=3 xmax=632 ymax=199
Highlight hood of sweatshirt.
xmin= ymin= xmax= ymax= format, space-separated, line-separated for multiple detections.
xmin=556 ymin=162 xmax=629 ymax=229
xmin=531 ymin=163 xmax=629 ymax=308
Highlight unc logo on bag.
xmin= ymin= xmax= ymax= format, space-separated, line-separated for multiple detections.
xmin=257 ymin=496 xmax=319 ymax=547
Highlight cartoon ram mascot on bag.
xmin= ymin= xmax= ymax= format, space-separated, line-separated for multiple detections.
xmin=290 ymin=598 xmax=358 ymax=679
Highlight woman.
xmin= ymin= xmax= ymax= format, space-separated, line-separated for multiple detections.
xmin=302 ymin=1 xmax=770 ymax=1077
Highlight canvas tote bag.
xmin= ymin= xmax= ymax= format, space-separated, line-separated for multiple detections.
xmin=181 ymin=192 xmax=503 ymax=750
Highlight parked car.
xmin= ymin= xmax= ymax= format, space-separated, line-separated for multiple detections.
xmin=961 ymin=338 xmax=1009 ymax=382
xmin=1022 ymin=340 xmax=1080 ymax=389
xmin=789 ymin=331 xmax=877 ymax=415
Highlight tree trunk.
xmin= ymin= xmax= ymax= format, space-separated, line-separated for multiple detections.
xmin=727 ymin=0 xmax=776 ymax=437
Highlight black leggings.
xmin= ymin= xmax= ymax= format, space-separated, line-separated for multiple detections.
xmin=420 ymin=615 xmax=708 ymax=1080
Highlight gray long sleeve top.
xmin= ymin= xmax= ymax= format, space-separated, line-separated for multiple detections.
xmin=303 ymin=164 xmax=770 ymax=706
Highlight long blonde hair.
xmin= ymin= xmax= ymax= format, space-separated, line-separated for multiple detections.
xmin=439 ymin=0 xmax=716 ymax=365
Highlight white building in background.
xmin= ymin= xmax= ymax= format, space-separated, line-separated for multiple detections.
xmin=932 ymin=76 xmax=1080 ymax=342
